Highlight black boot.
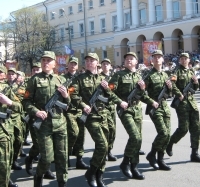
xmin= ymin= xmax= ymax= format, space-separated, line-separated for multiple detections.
xmin=107 ymin=149 xmax=117 ymax=161
xmin=68 ymin=155 xmax=71 ymax=167
xmin=85 ymin=165 xmax=98 ymax=187
xmin=34 ymin=174 xmax=43 ymax=187
xmin=8 ymin=179 xmax=18 ymax=187
xmin=157 ymin=152 xmax=171 ymax=170
xmin=119 ymin=156 xmax=132 ymax=178
xmin=58 ymin=182 xmax=67 ymax=187
xmin=12 ymin=161 xmax=22 ymax=170
xmin=96 ymin=169 xmax=107 ymax=187
xmin=191 ymin=148 xmax=200 ymax=162
xmin=166 ymin=140 xmax=174 ymax=157
xmin=130 ymin=163 xmax=145 ymax=180
xmin=43 ymin=169 xmax=56 ymax=179
xmin=20 ymin=149 xmax=27 ymax=157
xmin=76 ymin=156 xmax=89 ymax=169
xmin=146 ymin=147 xmax=159 ymax=170
xmin=25 ymin=156 xmax=33 ymax=175
xmin=139 ymin=150 xmax=146 ymax=155
xmin=33 ymin=155 xmax=39 ymax=162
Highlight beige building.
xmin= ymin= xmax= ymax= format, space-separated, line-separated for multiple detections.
xmin=25 ymin=0 xmax=200 ymax=66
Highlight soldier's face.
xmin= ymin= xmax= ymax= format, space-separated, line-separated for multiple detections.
xmin=68 ymin=62 xmax=78 ymax=73
xmin=179 ymin=57 xmax=190 ymax=67
xmin=7 ymin=71 xmax=17 ymax=82
xmin=124 ymin=55 xmax=137 ymax=69
xmin=32 ymin=67 xmax=42 ymax=75
xmin=101 ymin=61 xmax=111 ymax=72
xmin=152 ymin=55 xmax=163 ymax=66
xmin=0 ymin=71 xmax=6 ymax=81
xmin=41 ymin=57 xmax=56 ymax=73
xmin=85 ymin=57 xmax=98 ymax=71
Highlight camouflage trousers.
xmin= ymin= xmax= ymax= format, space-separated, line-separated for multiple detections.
xmin=35 ymin=117 xmax=68 ymax=183
xmin=170 ymin=102 xmax=200 ymax=148
xmin=0 ymin=137 xmax=12 ymax=187
xmin=85 ymin=114 xmax=109 ymax=172
xmin=120 ymin=107 xmax=142 ymax=164
xmin=66 ymin=113 xmax=85 ymax=156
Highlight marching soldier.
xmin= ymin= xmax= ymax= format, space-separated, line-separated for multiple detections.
xmin=63 ymin=56 xmax=89 ymax=169
xmin=166 ymin=53 xmax=200 ymax=162
xmin=23 ymin=51 xmax=70 ymax=187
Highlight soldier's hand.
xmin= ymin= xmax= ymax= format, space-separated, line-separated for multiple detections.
xmin=0 ymin=93 xmax=12 ymax=106
xmin=179 ymin=94 xmax=184 ymax=101
xmin=152 ymin=101 xmax=159 ymax=108
xmin=137 ymin=80 xmax=145 ymax=90
xmin=57 ymin=85 xmax=69 ymax=98
xmin=192 ymin=75 xmax=198 ymax=84
xmin=83 ymin=105 xmax=91 ymax=114
xmin=36 ymin=111 xmax=47 ymax=120
xmin=101 ymin=80 xmax=109 ymax=89
xmin=166 ymin=80 xmax=172 ymax=89
xmin=120 ymin=101 xmax=128 ymax=110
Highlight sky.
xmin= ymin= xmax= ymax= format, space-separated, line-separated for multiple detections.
xmin=0 ymin=0 xmax=44 ymax=20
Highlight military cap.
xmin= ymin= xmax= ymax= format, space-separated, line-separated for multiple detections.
xmin=69 ymin=56 xmax=78 ymax=64
xmin=41 ymin=51 xmax=56 ymax=60
xmin=16 ymin=71 xmax=25 ymax=77
xmin=124 ymin=52 xmax=138 ymax=60
xmin=152 ymin=50 xmax=163 ymax=56
xmin=32 ymin=62 xmax=41 ymax=68
xmin=84 ymin=53 xmax=99 ymax=62
xmin=101 ymin=58 xmax=111 ymax=64
xmin=180 ymin=53 xmax=189 ymax=58
xmin=8 ymin=67 xmax=17 ymax=73
xmin=0 ymin=66 xmax=7 ymax=74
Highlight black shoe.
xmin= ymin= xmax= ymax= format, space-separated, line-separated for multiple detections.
xmin=139 ymin=150 xmax=146 ymax=155
xmin=166 ymin=142 xmax=173 ymax=157
xmin=157 ymin=152 xmax=171 ymax=171
xmin=34 ymin=174 xmax=43 ymax=187
xmin=8 ymin=179 xmax=18 ymax=187
xmin=96 ymin=170 xmax=107 ymax=187
xmin=43 ymin=170 xmax=56 ymax=180
xmin=33 ymin=155 xmax=39 ymax=162
xmin=108 ymin=151 xmax=117 ymax=161
xmin=85 ymin=165 xmax=98 ymax=187
xmin=76 ymin=156 xmax=89 ymax=169
xmin=23 ymin=140 xmax=31 ymax=146
xmin=120 ymin=156 xmax=132 ymax=178
xmin=131 ymin=163 xmax=145 ymax=180
xmin=25 ymin=156 xmax=33 ymax=175
xmin=146 ymin=148 xmax=159 ymax=170
xmin=20 ymin=150 xmax=27 ymax=157
xmin=191 ymin=148 xmax=200 ymax=162
xmin=12 ymin=161 xmax=22 ymax=170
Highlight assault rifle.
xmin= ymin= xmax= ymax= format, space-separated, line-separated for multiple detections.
xmin=33 ymin=76 xmax=74 ymax=129
xmin=170 ymin=79 xmax=195 ymax=109
xmin=79 ymin=72 xmax=114 ymax=123
xmin=117 ymin=70 xmax=150 ymax=117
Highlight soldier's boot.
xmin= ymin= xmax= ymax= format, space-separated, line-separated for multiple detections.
xmin=8 ymin=179 xmax=18 ymax=187
xmin=76 ymin=156 xmax=89 ymax=169
xmin=58 ymin=182 xmax=67 ymax=187
xmin=146 ymin=147 xmax=159 ymax=170
xmin=191 ymin=148 xmax=200 ymax=162
xmin=119 ymin=156 xmax=132 ymax=178
xmin=107 ymin=149 xmax=117 ymax=161
xmin=166 ymin=140 xmax=174 ymax=157
xmin=68 ymin=155 xmax=71 ymax=167
xmin=20 ymin=149 xmax=27 ymax=157
xmin=25 ymin=156 xmax=33 ymax=175
xmin=11 ymin=161 xmax=22 ymax=170
xmin=43 ymin=169 xmax=56 ymax=179
xmin=157 ymin=152 xmax=171 ymax=170
xmin=33 ymin=174 xmax=43 ymax=187
xmin=96 ymin=169 xmax=107 ymax=187
xmin=139 ymin=150 xmax=146 ymax=155
xmin=85 ymin=165 xmax=98 ymax=187
xmin=130 ymin=163 xmax=145 ymax=180
xmin=33 ymin=155 xmax=39 ymax=162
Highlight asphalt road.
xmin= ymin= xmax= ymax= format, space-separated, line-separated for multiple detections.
xmin=10 ymin=92 xmax=200 ymax=187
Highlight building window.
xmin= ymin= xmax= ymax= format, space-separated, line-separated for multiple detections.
xmin=60 ymin=28 xmax=64 ymax=41
xmin=90 ymin=21 xmax=95 ymax=35
xmin=155 ymin=5 xmax=162 ymax=21
xmin=69 ymin=25 xmax=74 ymax=39
xmin=100 ymin=0 xmax=104 ymax=6
xmin=51 ymin=12 xmax=55 ymax=20
xmin=173 ymin=1 xmax=180 ymax=18
xmin=78 ymin=3 xmax=83 ymax=12
xmin=100 ymin=18 xmax=106 ymax=33
xmin=59 ymin=9 xmax=64 ymax=17
xmin=69 ymin=6 xmax=73 ymax=14
xmin=124 ymin=12 xmax=130 ymax=29
xmin=192 ymin=0 xmax=199 ymax=14
xmin=111 ymin=0 xmax=116 ymax=3
xmin=139 ymin=9 xmax=146 ymax=24
xmin=112 ymin=15 xmax=117 ymax=31
xmin=79 ymin=23 xmax=84 ymax=37
xmin=102 ymin=50 xmax=107 ymax=58
xmin=51 ymin=30 xmax=56 ymax=42
xmin=89 ymin=0 xmax=93 ymax=9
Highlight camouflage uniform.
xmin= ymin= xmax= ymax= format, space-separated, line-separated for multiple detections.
xmin=23 ymin=71 xmax=70 ymax=183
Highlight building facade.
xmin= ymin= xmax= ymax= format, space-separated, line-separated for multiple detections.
xmin=22 ymin=0 xmax=200 ymax=66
